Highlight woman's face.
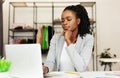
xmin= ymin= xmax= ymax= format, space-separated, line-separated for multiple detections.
xmin=61 ymin=10 xmax=80 ymax=32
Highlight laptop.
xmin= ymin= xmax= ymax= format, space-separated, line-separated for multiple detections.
xmin=5 ymin=44 xmax=43 ymax=78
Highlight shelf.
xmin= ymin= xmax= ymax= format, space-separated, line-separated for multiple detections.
xmin=9 ymin=29 xmax=37 ymax=32
xmin=80 ymin=2 xmax=95 ymax=7
xmin=34 ymin=22 xmax=52 ymax=24
xmin=10 ymin=2 xmax=27 ymax=7
xmin=9 ymin=35 xmax=35 ymax=37
xmin=10 ymin=2 xmax=96 ymax=7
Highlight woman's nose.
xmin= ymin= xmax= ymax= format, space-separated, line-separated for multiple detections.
xmin=63 ymin=20 xmax=68 ymax=25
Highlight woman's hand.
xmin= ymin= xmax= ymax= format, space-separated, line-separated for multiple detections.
xmin=63 ymin=30 xmax=73 ymax=46
xmin=43 ymin=65 xmax=49 ymax=74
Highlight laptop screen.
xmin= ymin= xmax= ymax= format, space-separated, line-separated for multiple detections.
xmin=5 ymin=44 xmax=43 ymax=78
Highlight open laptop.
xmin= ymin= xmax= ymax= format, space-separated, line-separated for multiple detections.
xmin=5 ymin=44 xmax=43 ymax=78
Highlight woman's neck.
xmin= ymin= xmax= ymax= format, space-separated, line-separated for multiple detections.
xmin=71 ymin=28 xmax=78 ymax=43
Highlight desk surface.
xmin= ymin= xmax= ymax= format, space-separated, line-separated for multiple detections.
xmin=1 ymin=71 xmax=120 ymax=78
xmin=44 ymin=71 xmax=120 ymax=78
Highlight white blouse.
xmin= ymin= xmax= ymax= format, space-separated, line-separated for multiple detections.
xmin=60 ymin=42 xmax=75 ymax=71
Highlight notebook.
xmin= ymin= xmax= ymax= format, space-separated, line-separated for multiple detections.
xmin=5 ymin=44 xmax=43 ymax=78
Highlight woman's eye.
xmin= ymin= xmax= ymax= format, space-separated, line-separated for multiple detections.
xmin=61 ymin=20 xmax=64 ymax=23
xmin=67 ymin=19 xmax=72 ymax=21
xmin=61 ymin=18 xmax=71 ymax=23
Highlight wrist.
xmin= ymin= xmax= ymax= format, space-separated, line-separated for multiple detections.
xmin=43 ymin=66 xmax=49 ymax=74
xmin=66 ymin=40 xmax=72 ymax=46
xmin=46 ymin=67 xmax=49 ymax=73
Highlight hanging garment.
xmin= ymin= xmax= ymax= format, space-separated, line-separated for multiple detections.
xmin=48 ymin=26 xmax=54 ymax=46
xmin=36 ymin=26 xmax=43 ymax=45
xmin=41 ymin=25 xmax=48 ymax=50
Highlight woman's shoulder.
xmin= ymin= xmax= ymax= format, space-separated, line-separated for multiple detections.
xmin=83 ymin=34 xmax=94 ymax=40
xmin=86 ymin=34 xmax=93 ymax=38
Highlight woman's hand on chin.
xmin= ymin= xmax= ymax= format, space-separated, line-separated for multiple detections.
xmin=63 ymin=30 xmax=73 ymax=46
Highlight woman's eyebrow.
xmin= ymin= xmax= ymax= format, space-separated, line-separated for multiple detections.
xmin=62 ymin=16 xmax=71 ymax=19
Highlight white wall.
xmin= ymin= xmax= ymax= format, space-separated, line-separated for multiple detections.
xmin=3 ymin=0 xmax=120 ymax=71
xmin=96 ymin=0 xmax=120 ymax=70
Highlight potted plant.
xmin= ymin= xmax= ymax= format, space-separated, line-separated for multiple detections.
xmin=0 ymin=57 xmax=11 ymax=78
xmin=99 ymin=48 xmax=117 ymax=71
xmin=100 ymin=48 xmax=116 ymax=57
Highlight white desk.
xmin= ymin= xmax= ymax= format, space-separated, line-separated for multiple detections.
xmin=1 ymin=71 xmax=120 ymax=78
xmin=44 ymin=71 xmax=120 ymax=78
xmin=99 ymin=58 xmax=120 ymax=71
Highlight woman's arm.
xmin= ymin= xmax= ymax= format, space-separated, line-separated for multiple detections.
xmin=66 ymin=35 xmax=94 ymax=72
xmin=44 ymin=34 xmax=57 ymax=72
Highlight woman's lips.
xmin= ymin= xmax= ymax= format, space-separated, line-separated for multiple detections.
xmin=63 ymin=26 xmax=69 ymax=30
xmin=63 ymin=28 xmax=68 ymax=31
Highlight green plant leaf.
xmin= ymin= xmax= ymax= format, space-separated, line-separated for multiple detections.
xmin=0 ymin=58 xmax=11 ymax=72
